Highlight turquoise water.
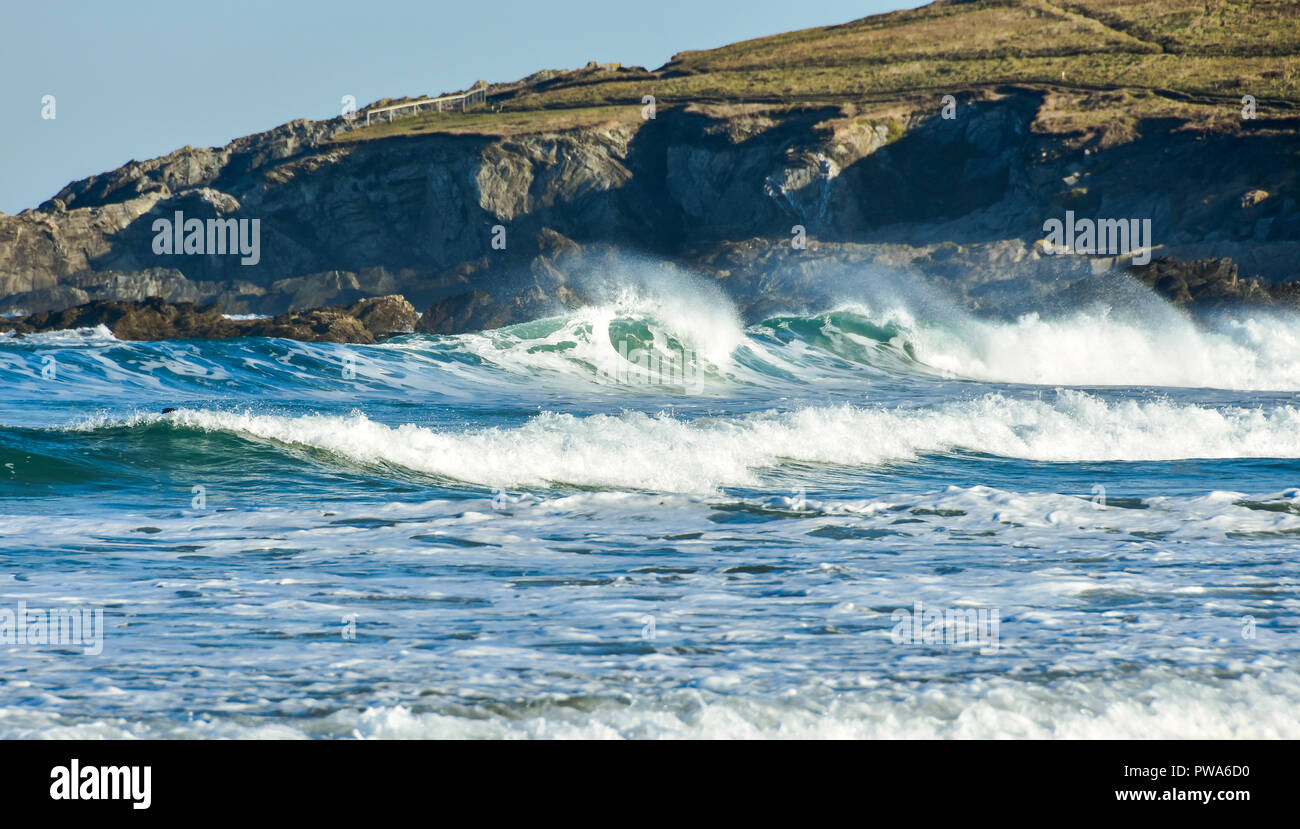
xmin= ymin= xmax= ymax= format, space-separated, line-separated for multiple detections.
xmin=2 ymin=276 xmax=1299 ymax=738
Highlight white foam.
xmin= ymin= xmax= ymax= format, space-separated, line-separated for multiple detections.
xmin=88 ymin=390 xmax=1300 ymax=491
xmin=5 ymin=669 xmax=1295 ymax=739
xmin=899 ymin=305 xmax=1300 ymax=391
xmin=337 ymin=670 xmax=1300 ymax=738
xmin=2 ymin=324 xmax=118 ymax=346
xmin=444 ymin=290 xmax=1300 ymax=393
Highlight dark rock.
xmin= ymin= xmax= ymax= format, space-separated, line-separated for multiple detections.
xmin=2 ymin=297 xmax=240 ymax=339
xmin=346 ymin=295 xmax=418 ymax=339
xmin=241 ymin=309 xmax=375 ymax=343
xmin=417 ymin=290 xmax=504 ymax=335
xmin=1126 ymin=257 xmax=1282 ymax=307
xmin=0 ymin=295 xmax=419 ymax=343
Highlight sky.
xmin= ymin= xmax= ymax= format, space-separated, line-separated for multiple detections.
xmin=1 ymin=0 xmax=924 ymax=215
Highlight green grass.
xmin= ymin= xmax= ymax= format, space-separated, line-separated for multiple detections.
xmin=335 ymin=105 xmax=639 ymax=141
xmin=338 ymin=0 xmax=1300 ymax=143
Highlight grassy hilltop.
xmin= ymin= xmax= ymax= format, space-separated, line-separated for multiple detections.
xmin=342 ymin=0 xmax=1300 ymax=142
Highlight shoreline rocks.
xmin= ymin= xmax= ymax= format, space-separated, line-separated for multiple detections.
xmin=3 ymin=255 xmax=1295 ymax=345
xmin=0 ymin=294 xmax=418 ymax=343
xmin=1123 ymin=257 xmax=1286 ymax=307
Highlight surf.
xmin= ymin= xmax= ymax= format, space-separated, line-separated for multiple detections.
xmin=5 ymin=268 xmax=1300 ymax=399
xmin=60 ymin=390 xmax=1300 ymax=492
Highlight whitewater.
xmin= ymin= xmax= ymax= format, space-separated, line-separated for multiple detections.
xmin=2 ymin=268 xmax=1299 ymax=739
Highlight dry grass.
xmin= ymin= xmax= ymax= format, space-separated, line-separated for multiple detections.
xmin=339 ymin=0 xmax=1299 ymax=142
xmin=334 ymin=105 xmax=639 ymax=142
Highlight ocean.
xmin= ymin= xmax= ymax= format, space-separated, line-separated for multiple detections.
xmin=2 ymin=269 xmax=1298 ymax=738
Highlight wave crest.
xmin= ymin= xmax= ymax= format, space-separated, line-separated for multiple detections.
xmin=75 ymin=391 xmax=1300 ymax=491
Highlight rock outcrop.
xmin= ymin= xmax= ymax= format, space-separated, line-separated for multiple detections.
xmin=0 ymin=295 xmax=418 ymax=343
xmin=1125 ymin=257 xmax=1279 ymax=307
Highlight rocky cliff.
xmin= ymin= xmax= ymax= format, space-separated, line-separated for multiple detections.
xmin=2 ymin=0 xmax=1298 ymax=332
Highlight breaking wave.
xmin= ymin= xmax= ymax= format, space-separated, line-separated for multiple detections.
xmin=6 ymin=270 xmax=1300 ymax=397
xmin=66 ymin=390 xmax=1300 ymax=491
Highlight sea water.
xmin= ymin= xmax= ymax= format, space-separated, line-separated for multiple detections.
xmin=1 ymin=270 xmax=1298 ymax=738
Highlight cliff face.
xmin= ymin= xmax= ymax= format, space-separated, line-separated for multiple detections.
xmin=3 ymin=4 xmax=1299 ymax=330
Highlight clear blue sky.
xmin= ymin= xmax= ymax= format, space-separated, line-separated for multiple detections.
xmin=1 ymin=0 xmax=922 ymax=215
